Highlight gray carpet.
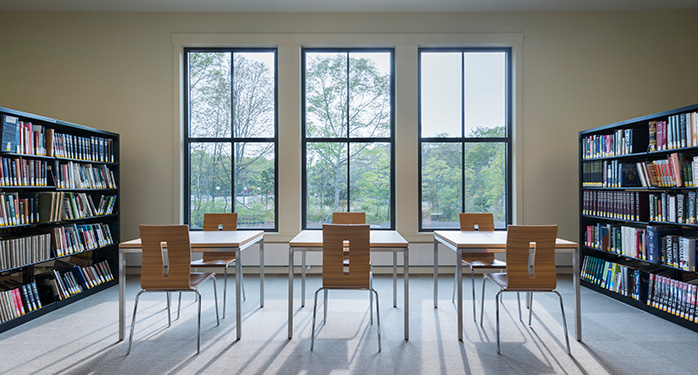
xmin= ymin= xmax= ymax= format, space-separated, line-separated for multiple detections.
xmin=1 ymin=273 xmax=697 ymax=374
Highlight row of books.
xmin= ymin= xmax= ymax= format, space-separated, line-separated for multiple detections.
xmin=649 ymin=192 xmax=698 ymax=224
xmin=582 ymin=190 xmax=648 ymax=222
xmin=585 ymin=223 xmax=697 ymax=271
xmin=649 ymin=112 xmax=698 ymax=151
xmin=35 ymin=260 xmax=114 ymax=302
xmin=53 ymin=133 xmax=115 ymax=163
xmin=0 ymin=115 xmax=51 ymax=156
xmin=581 ymin=255 xmax=648 ymax=302
xmin=581 ymin=128 xmax=643 ymax=159
xmin=0 ymin=280 xmax=42 ymax=324
xmin=51 ymin=161 xmax=116 ymax=190
xmin=0 ymin=115 xmax=116 ymax=163
xmin=38 ymin=192 xmax=117 ymax=223
xmin=648 ymin=273 xmax=698 ymax=322
xmin=0 ymin=234 xmax=52 ymax=271
xmin=0 ymin=157 xmax=48 ymax=186
xmin=0 ymin=192 xmax=40 ymax=226
xmin=53 ymin=223 xmax=114 ymax=257
xmin=635 ymin=153 xmax=696 ymax=188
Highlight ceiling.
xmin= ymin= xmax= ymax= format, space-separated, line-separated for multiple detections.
xmin=0 ymin=0 xmax=696 ymax=13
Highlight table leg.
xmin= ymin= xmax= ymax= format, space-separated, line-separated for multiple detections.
xmin=457 ymin=247 xmax=463 ymax=341
xmin=393 ymin=250 xmax=397 ymax=308
xmin=118 ymin=247 xmax=125 ymax=341
xmin=260 ymin=238 xmax=265 ymax=308
xmin=236 ymin=247 xmax=242 ymax=340
xmin=302 ymin=250 xmax=306 ymax=308
xmin=433 ymin=239 xmax=438 ymax=308
xmin=574 ymin=246 xmax=582 ymax=341
xmin=288 ymin=246 xmax=294 ymax=339
xmin=404 ymin=247 xmax=409 ymax=341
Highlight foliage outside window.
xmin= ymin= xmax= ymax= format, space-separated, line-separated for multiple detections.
xmin=419 ymin=49 xmax=511 ymax=230
xmin=303 ymin=50 xmax=394 ymax=229
xmin=185 ymin=49 xmax=277 ymax=230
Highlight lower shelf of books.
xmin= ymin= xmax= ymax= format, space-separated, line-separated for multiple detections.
xmin=0 ymin=278 xmax=116 ymax=334
xmin=582 ymin=280 xmax=698 ymax=332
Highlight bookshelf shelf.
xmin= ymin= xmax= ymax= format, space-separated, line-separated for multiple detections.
xmin=580 ymin=102 xmax=698 ymax=332
xmin=0 ymin=107 xmax=119 ymax=333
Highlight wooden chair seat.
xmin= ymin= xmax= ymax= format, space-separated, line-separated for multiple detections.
xmin=190 ymin=273 xmax=216 ymax=288
xmin=486 ymin=273 xmax=558 ymax=291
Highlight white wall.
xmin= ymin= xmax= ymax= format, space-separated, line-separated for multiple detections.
xmin=0 ymin=11 xmax=696 ymax=269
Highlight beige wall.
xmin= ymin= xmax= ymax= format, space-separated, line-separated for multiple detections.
xmin=0 ymin=11 xmax=696 ymax=265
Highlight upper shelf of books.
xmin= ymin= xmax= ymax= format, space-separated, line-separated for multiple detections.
xmin=0 ymin=107 xmax=117 ymax=165
xmin=580 ymin=103 xmax=698 ymax=161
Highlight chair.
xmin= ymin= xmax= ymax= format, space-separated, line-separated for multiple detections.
xmin=311 ymin=224 xmax=381 ymax=352
xmin=184 ymin=213 xmax=245 ymax=320
xmin=325 ymin=212 xmax=371 ymax=322
xmin=128 ymin=225 xmax=219 ymax=355
xmin=479 ymin=225 xmax=570 ymax=355
xmin=452 ymin=213 xmax=507 ymax=321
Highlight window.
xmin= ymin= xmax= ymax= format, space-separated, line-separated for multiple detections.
xmin=302 ymin=49 xmax=395 ymax=229
xmin=419 ymin=48 xmax=512 ymax=230
xmin=184 ymin=49 xmax=277 ymax=230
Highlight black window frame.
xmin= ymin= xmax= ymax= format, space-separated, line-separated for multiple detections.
xmin=418 ymin=47 xmax=513 ymax=231
xmin=301 ymin=48 xmax=396 ymax=230
xmin=183 ymin=47 xmax=279 ymax=231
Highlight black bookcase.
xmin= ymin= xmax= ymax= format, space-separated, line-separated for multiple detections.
xmin=579 ymin=103 xmax=698 ymax=332
xmin=0 ymin=107 xmax=119 ymax=333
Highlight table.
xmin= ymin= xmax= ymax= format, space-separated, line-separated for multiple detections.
xmin=288 ymin=230 xmax=409 ymax=340
xmin=118 ymin=230 xmax=264 ymax=341
xmin=433 ymin=230 xmax=580 ymax=342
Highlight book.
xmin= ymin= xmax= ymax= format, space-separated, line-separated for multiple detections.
xmin=0 ymin=115 xmax=19 ymax=153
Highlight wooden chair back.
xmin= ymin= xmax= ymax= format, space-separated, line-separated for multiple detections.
xmin=322 ymin=224 xmax=370 ymax=288
xmin=332 ymin=212 xmax=366 ymax=225
xmin=201 ymin=213 xmax=238 ymax=261
xmin=459 ymin=213 xmax=495 ymax=231
xmin=504 ymin=225 xmax=558 ymax=291
xmin=203 ymin=213 xmax=238 ymax=231
xmin=139 ymin=224 xmax=192 ymax=290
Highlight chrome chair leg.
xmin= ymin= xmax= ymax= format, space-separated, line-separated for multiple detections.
xmin=196 ymin=290 xmax=202 ymax=355
xmin=167 ymin=292 xmax=171 ymax=327
xmin=471 ymin=269 xmax=477 ymax=321
xmin=496 ymin=290 xmax=502 ymax=354
xmin=528 ymin=293 xmax=534 ymax=326
xmin=553 ymin=290 xmax=571 ymax=355
xmin=177 ymin=291 xmax=182 ymax=320
xmin=127 ymin=290 xmax=145 ymax=355
xmin=452 ymin=269 xmax=457 ymax=303
xmin=480 ymin=275 xmax=487 ymax=326
xmin=372 ymin=288 xmax=381 ymax=352
xmin=369 ymin=271 xmax=374 ymax=325
xmin=323 ymin=289 xmax=328 ymax=324
xmin=311 ymin=288 xmax=322 ymax=351
xmin=223 ymin=265 xmax=228 ymax=319
xmin=211 ymin=276 xmax=220 ymax=326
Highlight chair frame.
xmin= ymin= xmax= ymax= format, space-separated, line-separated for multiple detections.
xmin=182 ymin=213 xmax=245 ymax=320
xmin=451 ymin=213 xmax=507 ymax=321
xmin=310 ymin=224 xmax=381 ymax=352
xmin=128 ymin=224 xmax=220 ymax=355
xmin=479 ymin=225 xmax=570 ymax=355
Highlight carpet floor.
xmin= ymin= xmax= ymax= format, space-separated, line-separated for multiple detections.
xmin=1 ymin=273 xmax=697 ymax=374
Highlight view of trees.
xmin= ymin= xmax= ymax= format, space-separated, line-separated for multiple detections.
xmin=305 ymin=52 xmax=392 ymax=227
xmin=421 ymin=126 xmax=507 ymax=228
xmin=188 ymin=51 xmax=276 ymax=229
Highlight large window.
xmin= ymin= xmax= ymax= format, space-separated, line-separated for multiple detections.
xmin=184 ymin=49 xmax=277 ymax=230
xmin=419 ymin=49 xmax=512 ymax=230
xmin=302 ymin=49 xmax=395 ymax=229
